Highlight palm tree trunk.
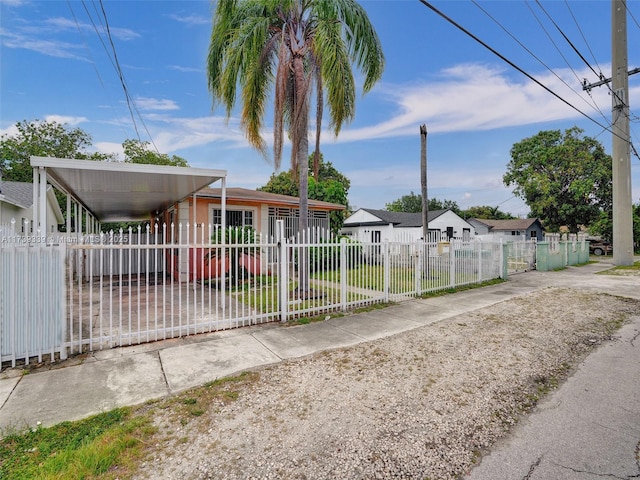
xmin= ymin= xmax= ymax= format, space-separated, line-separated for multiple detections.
xmin=293 ymin=55 xmax=310 ymax=295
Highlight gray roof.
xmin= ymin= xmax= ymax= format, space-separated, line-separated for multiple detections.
xmin=0 ymin=181 xmax=34 ymax=209
xmin=30 ymin=156 xmax=226 ymax=222
xmin=469 ymin=218 xmax=542 ymax=231
xmin=346 ymin=208 xmax=448 ymax=227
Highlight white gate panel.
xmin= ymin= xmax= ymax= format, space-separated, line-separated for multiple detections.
xmin=1 ymin=244 xmax=67 ymax=367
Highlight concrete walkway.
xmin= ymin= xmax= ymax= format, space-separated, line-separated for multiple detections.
xmin=0 ymin=260 xmax=638 ymax=479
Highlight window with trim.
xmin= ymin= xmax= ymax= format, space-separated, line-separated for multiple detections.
xmin=212 ymin=209 xmax=254 ymax=228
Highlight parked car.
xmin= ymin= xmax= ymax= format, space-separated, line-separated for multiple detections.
xmin=589 ymin=241 xmax=612 ymax=256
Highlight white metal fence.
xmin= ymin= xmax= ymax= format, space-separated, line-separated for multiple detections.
xmin=1 ymin=223 xmax=505 ymax=368
xmin=1 ymin=242 xmax=67 ymax=367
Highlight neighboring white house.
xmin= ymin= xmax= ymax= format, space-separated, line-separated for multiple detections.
xmin=341 ymin=208 xmax=475 ymax=242
xmin=468 ymin=218 xmax=544 ymax=241
xmin=0 ymin=180 xmax=63 ymax=235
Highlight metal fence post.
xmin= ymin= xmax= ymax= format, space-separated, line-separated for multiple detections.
xmin=383 ymin=239 xmax=390 ymax=303
xmin=449 ymin=240 xmax=456 ymax=288
xmin=340 ymin=237 xmax=347 ymax=310
xmin=277 ymin=220 xmax=288 ymax=322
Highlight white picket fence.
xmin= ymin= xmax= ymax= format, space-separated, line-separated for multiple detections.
xmin=1 ymin=223 xmax=505 ymax=368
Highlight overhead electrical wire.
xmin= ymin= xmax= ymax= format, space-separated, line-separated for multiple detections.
xmin=78 ymin=0 xmax=160 ymax=153
xmin=416 ymin=0 xmax=627 ymax=145
xmin=543 ymin=0 xmax=640 ymax=158
xmin=471 ymin=0 xmax=609 ymax=126
xmin=532 ymin=0 xmax=635 ymax=136
xmin=97 ymin=0 xmax=162 ymax=153
xmin=564 ymin=0 xmax=604 ymax=78
xmin=626 ymin=2 xmax=640 ymax=31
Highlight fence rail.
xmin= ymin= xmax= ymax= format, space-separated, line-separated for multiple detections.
xmin=1 ymin=223 xmax=506 ymax=368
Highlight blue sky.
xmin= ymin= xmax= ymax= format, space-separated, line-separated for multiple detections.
xmin=1 ymin=0 xmax=639 ymax=217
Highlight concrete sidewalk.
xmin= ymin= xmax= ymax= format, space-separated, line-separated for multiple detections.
xmin=0 ymin=260 xmax=638 ymax=478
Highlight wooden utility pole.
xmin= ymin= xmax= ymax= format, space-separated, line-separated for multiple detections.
xmin=611 ymin=0 xmax=634 ymax=265
xmin=420 ymin=124 xmax=429 ymax=240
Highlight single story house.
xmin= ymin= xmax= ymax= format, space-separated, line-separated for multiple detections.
xmin=163 ymin=187 xmax=346 ymax=240
xmin=468 ymin=218 xmax=544 ymax=241
xmin=341 ymin=208 xmax=475 ymax=243
xmin=0 ymin=180 xmax=63 ymax=235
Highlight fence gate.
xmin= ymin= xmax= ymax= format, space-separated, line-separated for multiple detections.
xmin=506 ymin=240 xmax=537 ymax=273
xmin=1 ymin=243 xmax=67 ymax=367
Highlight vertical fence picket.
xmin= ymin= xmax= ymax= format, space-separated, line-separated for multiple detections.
xmin=2 ymin=224 xmax=513 ymax=369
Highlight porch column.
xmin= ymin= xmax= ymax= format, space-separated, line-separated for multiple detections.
xmin=38 ymin=166 xmax=47 ymax=234
xmin=32 ymin=167 xmax=39 ymax=234
xmin=66 ymin=195 xmax=71 ymax=234
xmin=221 ymin=177 xmax=226 ymax=232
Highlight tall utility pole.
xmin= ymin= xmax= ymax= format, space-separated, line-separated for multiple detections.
xmin=420 ymin=124 xmax=429 ymax=240
xmin=612 ymin=0 xmax=634 ymax=265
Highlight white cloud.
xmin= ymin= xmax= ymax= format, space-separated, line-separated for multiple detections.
xmin=333 ymin=63 xmax=617 ymax=143
xmin=135 ymin=97 xmax=180 ymax=111
xmin=0 ymin=0 xmax=27 ymax=6
xmin=93 ymin=141 xmax=124 ymax=158
xmin=145 ymin=115 xmax=249 ymax=152
xmin=44 ymin=115 xmax=88 ymax=126
xmin=45 ymin=17 xmax=139 ymax=41
xmin=0 ymin=29 xmax=87 ymax=60
xmin=168 ymin=65 xmax=202 ymax=73
xmin=168 ymin=14 xmax=210 ymax=26
xmin=0 ymin=124 xmax=19 ymax=138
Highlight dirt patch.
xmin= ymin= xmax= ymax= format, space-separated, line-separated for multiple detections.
xmin=134 ymin=288 xmax=639 ymax=480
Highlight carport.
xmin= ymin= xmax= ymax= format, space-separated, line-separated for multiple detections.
xmin=30 ymin=156 xmax=227 ymax=237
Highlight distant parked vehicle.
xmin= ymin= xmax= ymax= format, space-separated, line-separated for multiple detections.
xmin=589 ymin=241 xmax=612 ymax=256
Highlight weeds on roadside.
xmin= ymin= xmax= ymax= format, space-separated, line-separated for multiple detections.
xmin=0 ymin=407 xmax=154 ymax=480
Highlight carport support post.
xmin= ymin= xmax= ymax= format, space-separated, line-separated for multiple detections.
xmin=32 ymin=168 xmax=39 ymax=234
xmin=39 ymin=167 xmax=47 ymax=235
xmin=66 ymin=195 xmax=71 ymax=235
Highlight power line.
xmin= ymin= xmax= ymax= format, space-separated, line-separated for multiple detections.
xmin=564 ymin=0 xmax=604 ymax=78
xmin=417 ymin=0 xmax=626 ymax=144
xmin=534 ymin=0 xmax=601 ymax=82
xmin=96 ymin=0 xmax=144 ymax=143
xmin=79 ymin=0 xmax=160 ymax=153
xmin=471 ymin=0 xmax=609 ymax=126
xmin=530 ymin=1 xmax=621 ymax=146
xmin=625 ymin=2 xmax=640 ymax=31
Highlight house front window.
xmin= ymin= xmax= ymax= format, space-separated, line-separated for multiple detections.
xmin=212 ymin=208 xmax=255 ymax=228
xmin=267 ymin=207 xmax=329 ymax=238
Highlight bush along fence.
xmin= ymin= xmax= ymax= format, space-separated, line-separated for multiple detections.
xmin=1 ymin=221 xmax=506 ymax=368
xmin=536 ymin=233 xmax=590 ymax=271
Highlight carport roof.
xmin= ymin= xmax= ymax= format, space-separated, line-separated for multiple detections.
xmin=31 ymin=156 xmax=226 ymax=222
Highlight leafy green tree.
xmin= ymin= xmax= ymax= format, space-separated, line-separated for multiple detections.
xmin=0 ymin=119 xmax=113 ymax=182
xmin=503 ymin=127 xmax=612 ymax=233
xmin=463 ymin=205 xmax=515 ymax=220
xmin=122 ymin=139 xmax=188 ymax=167
xmin=207 ymin=0 xmax=384 ymax=237
xmin=259 ymin=154 xmax=350 ymax=233
xmin=385 ymin=192 xmax=461 ymax=215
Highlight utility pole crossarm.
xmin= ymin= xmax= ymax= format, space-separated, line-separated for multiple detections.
xmin=582 ymin=66 xmax=640 ymax=92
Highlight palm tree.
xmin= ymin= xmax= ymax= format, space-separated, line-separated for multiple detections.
xmin=207 ymin=0 xmax=384 ymax=230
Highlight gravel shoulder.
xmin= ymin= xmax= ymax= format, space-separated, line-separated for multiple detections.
xmin=134 ymin=287 xmax=640 ymax=480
